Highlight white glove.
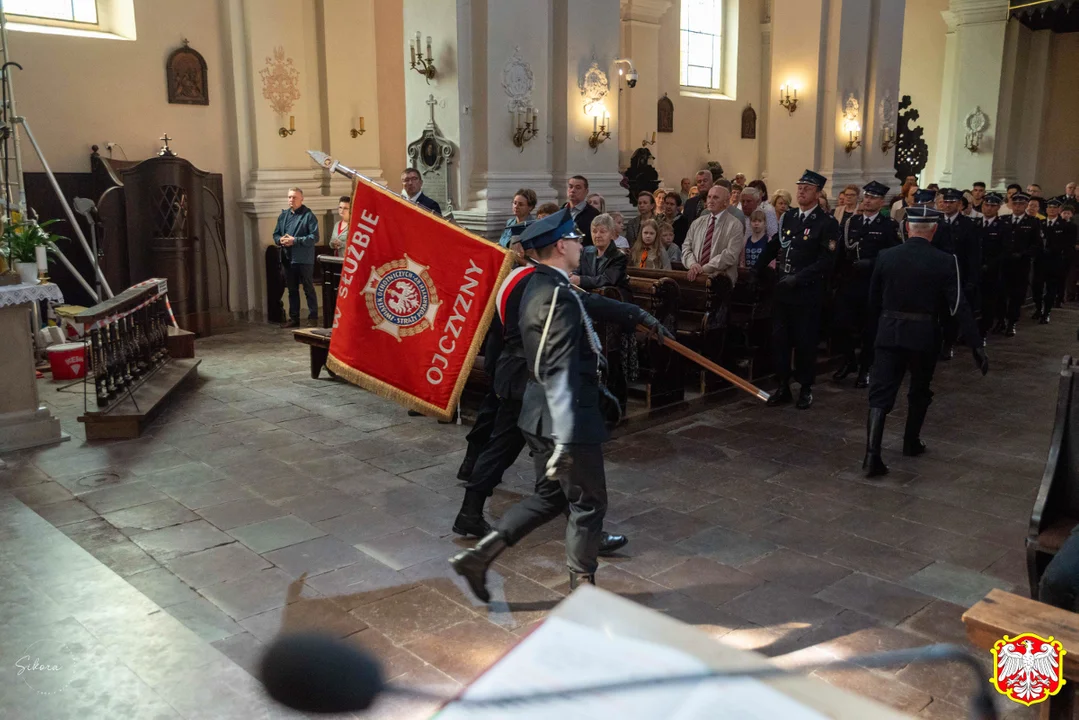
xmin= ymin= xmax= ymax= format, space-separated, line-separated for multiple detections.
xmin=545 ymin=443 xmax=572 ymax=480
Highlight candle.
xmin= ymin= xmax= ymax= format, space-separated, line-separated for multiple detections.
xmin=410 ymin=43 xmax=416 ymax=65
xmin=532 ymin=107 xmax=538 ymax=126
xmin=793 ymin=87 xmax=797 ymax=99
xmin=35 ymin=244 xmax=47 ymax=271
xmin=426 ymin=36 xmax=432 ymax=60
xmin=359 ymin=116 xmax=365 ymax=132
xmin=416 ymin=31 xmax=421 ymax=52
xmin=593 ymin=116 xmax=597 ymax=133
xmin=289 ymin=115 xmax=295 ymax=131
xmin=652 ymin=131 xmax=656 ymax=143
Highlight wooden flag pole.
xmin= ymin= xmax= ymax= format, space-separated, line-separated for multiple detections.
xmin=637 ymin=325 xmax=771 ymax=402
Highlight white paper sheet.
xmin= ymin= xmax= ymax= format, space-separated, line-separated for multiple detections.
xmin=430 ymin=616 xmax=828 ymax=719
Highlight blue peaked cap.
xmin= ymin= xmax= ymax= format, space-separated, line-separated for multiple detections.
xmin=519 ymin=208 xmax=583 ymax=250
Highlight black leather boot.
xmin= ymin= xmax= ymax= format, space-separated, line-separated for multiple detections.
xmin=796 ymin=386 xmax=813 ymax=410
xmin=854 ymin=365 xmax=869 ymax=389
xmin=862 ymin=408 xmax=889 ymax=478
xmin=903 ymin=402 xmax=929 ymax=457
xmin=767 ymin=384 xmax=792 ymax=407
xmin=832 ymin=357 xmax=857 ymax=382
xmin=1005 ymin=323 xmax=1017 ymax=337
xmin=449 ymin=531 xmax=507 ymax=603
xmin=1040 ymin=312 xmax=1051 ymax=325
xmin=452 ymin=490 xmax=493 ymax=538
xmin=569 ymin=571 xmax=596 ymax=590
xmin=456 ymin=452 xmax=478 ymax=481
xmin=1031 ymin=307 xmax=1043 ymax=321
xmin=598 ymin=532 xmax=628 ymax=556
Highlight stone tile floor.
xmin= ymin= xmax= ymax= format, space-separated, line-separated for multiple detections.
xmin=1 ymin=313 xmax=1072 ymax=719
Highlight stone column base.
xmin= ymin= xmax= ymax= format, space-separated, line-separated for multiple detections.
xmin=0 ymin=406 xmax=68 ymax=453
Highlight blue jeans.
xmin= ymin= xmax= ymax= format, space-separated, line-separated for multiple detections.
xmin=286 ymin=262 xmax=318 ymax=321
xmin=1040 ymin=527 xmax=1079 ymax=611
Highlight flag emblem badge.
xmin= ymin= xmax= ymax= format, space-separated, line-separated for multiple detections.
xmin=991 ymin=633 xmax=1066 ymax=706
xmin=364 ymin=256 xmax=441 ymax=340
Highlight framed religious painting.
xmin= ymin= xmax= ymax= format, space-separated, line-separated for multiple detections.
xmin=167 ymin=40 xmax=209 ymax=106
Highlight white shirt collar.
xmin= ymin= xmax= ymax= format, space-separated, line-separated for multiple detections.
xmin=945 ymin=212 xmax=959 ymax=223
xmin=863 ymin=212 xmax=878 ymax=223
xmin=405 ymin=190 xmax=423 ymax=203
xmin=551 ymin=265 xmax=570 ymax=280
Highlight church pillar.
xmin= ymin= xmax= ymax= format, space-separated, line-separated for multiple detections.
xmin=934 ymin=0 xmax=1009 ymax=189
xmin=863 ymin=0 xmax=906 ymax=188
xmin=618 ymin=0 xmax=672 ymax=170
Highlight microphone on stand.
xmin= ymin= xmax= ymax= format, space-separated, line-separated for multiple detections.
xmin=259 ymin=632 xmax=999 ymax=719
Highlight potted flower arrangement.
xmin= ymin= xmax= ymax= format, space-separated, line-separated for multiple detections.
xmin=1 ymin=217 xmax=63 ymax=285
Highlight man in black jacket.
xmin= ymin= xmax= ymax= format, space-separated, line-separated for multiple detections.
xmin=1040 ymin=196 xmax=1077 ymax=323
xmin=935 ymin=188 xmax=981 ymax=359
xmin=273 ymin=187 xmax=320 ymax=328
xmin=450 ymin=210 xmax=671 ymax=600
xmin=564 ymin=175 xmax=598 ymax=246
xmin=1003 ymin=192 xmax=1041 ymax=336
xmin=681 ymin=168 xmax=715 ymax=226
xmin=977 ymin=193 xmax=1010 ymax=337
xmin=863 ymin=207 xmax=989 ymax=477
xmin=401 ymin=168 xmax=442 ymax=215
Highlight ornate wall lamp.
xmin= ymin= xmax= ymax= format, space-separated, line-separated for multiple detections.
xmin=842 ymin=94 xmax=861 ymax=154
xmin=779 ymin=84 xmax=798 ymax=115
xmin=409 ymin=31 xmax=437 ymax=83
xmin=512 ymin=107 xmax=538 ymax=152
xmin=588 ymin=106 xmax=611 ymax=153
xmin=641 ymin=131 xmax=656 ymax=147
xmin=278 ymin=115 xmax=296 ymax=138
xmin=350 ymin=116 xmax=366 ymax=138
xmin=880 ymin=125 xmax=896 ymax=153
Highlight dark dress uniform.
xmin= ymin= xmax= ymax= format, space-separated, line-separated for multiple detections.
xmin=934 ymin=208 xmax=981 ymax=357
xmin=863 ymin=207 xmax=986 ymax=477
xmin=450 ymin=210 xmax=671 ymax=601
xmin=976 ymin=202 xmax=1010 ymax=336
xmin=1040 ymin=201 xmax=1077 ymax=323
xmin=1004 ymin=202 xmax=1042 ymax=333
xmin=754 ymin=171 xmax=839 ymax=408
xmin=832 ymin=181 xmax=900 ymax=387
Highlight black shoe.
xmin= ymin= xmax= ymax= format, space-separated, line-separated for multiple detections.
xmin=991 ymin=321 xmax=1006 ymax=334
xmin=854 ymin=372 xmax=869 ymax=389
xmin=457 ymin=454 xmax=478 ymax=481
xmin=863 ymin=407 xmax=889 ymax=478
xmin=767 ymin=385 xmax=792 ymax=407
xmin=1005 ymin=324 xmax=1017 ymax=337
xmin=281 ymin=319 xmax=300 ymax=329
xmin=569 ymin=571 xmax=596 ymax=591
xmin=452 ymin=489 xmax=491 ymax=538
xmin=939 ymin=345 xmax=954 ymax=361
xmin=598 ymin=532 xmax=628 ymax=556
xmin=1040 ymin=314 xmax=1050 ymax=325
xmin=1031 ymin=309 xmax=1043 ymax=320
xmin=449 ymin=531 xmax=507 ymax=603
xmin=903 ymin=437 xmax=927 ymax=457
xmin=796 ymin=387 xmax=813 ymax=410
xmin=832 ymin=360 xmax=857 ymax=382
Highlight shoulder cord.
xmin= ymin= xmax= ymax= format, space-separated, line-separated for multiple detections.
xmin=950 ymin=254 xmax=961 ymax=317
xmin=533 ymin=284 xmax=605 ymax=384
xmin=535 ymin=287 xmax=560 ymax=382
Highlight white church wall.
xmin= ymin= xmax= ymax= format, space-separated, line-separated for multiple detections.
xmin=1034 ymin=32 xmax=1079 ymax=194
xmin=897 ymin=0 xmax=948 ymax=184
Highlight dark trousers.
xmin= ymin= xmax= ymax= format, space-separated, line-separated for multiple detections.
xmin=498 ymin=433 xmax=607 ymax=575
xmin=1031 ymin=256 xmax=1047 ymax=313
xmin=832 ymin=277 xmax=874 ymax=372
xmin=868 ymin=346 xmax=938 ymax=415
xmin=1043 ymin=264 xmax=1066 ymax=314
xmin=464 ymin=389 xmax=501 ymax=458
xmin=1004 ymin=257 xmax=1031 ymax=324
xmin=772 ymin=297 xmax=822 ymax=388
xmin=466 ymin=398 xmax=526 ymax=497
xmin=286 ymin=263 xmax=318 ymax=321
xmin=1039 ymin=528 xmax=1079 ymax=611
xmin=979 ymin=270 xmax=1004 ymax=335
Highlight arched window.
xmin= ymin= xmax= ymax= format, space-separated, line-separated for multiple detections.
xmin=680 ymin=0 xmax=725 ymax=91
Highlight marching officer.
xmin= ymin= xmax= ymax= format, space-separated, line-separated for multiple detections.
xmin=832 ymin=181 xmax=901 ymax=388
xmin=1003 ymin=192 xmax=1042 ymax=336
xmin=977 ymin=193 xmax=1010 ymax=336
xmin=753 ymin=170 xmax=839 ymax=410
xmin=935 ymin=188 xmax=981 ymax=359
xmin=863 ymin=207 xmax=989 ymax=477
xmin=451 ymin=209 xmax=671 ymax=600
xmin=900 ymin=189 xmax=938 ymax=241
xmin=1040 ymin=197 xmax=1077 ymax=324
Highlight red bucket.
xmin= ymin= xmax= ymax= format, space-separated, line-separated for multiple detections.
xmin=47 ymin=342 xmax=87 ymax=380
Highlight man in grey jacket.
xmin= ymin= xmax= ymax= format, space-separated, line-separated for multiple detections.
xmin=274 ymin=187 xmax=320 ymax=328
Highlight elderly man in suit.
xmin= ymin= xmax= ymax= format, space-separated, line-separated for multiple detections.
xmin=401 ymin=168 xmax=442 ymax=215
xmin=681 ymin=185 xmax=745 ymax=285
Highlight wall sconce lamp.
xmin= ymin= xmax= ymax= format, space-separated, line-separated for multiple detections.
xmin=350 ymin=116 xmax=366 ymax=138
xmin=588 ymin=108 xmax=611 ymax=153
xmin=512 ymin=107 xmax=538 ymax=152
xmin=779 ymin=84 xmax=798 ymax=116
xmin=278 ymin=115 xmax=296 ymax=138
xmin=410 ymin=31 xmax=437 ymax=84
xmin=964 ymin=130 xmax=982 ymax=154
xmin=641 ymin=131 xmax=656 ymax=147
xmin=844 ymin=119 xmax=862 ymax=154
xmin=880 ymin=125 xmax=896 ymax=154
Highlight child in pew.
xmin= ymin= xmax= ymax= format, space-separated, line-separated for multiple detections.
xmin=741 ymin=209 xmax=772 ymax=269
xmin=631 ymin=219 xmax=671 ymax=270
xmin=658 ymin=220 xmax=682 ymax=268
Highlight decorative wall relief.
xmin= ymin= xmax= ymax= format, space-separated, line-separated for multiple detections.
xmin=964 ymin=106 xmax=990 ymax=153
xmin=406 ymin=95 xmax=455 ymax=212
xmin=578 ymin=58 xmax=610 ymax=115
xmin=502 ymin=47 xmax=534 ymax=113
xmin=259 ymin=46 xmax=301 ymax=116
xmin=658 ymin=94 xmax=674 ymax=133
xmin=166 ymin=40 xmax=209 ymax=106
xmin=741 ymin=104 xmax=756 ymax=139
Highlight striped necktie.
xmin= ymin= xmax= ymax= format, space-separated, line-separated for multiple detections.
xmin=701 ymin=216 xmax=716 ymax=263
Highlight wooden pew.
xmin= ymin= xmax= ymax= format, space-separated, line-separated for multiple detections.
xmin=317 ymin=255 xmax=343 ymax=329
xmin=962 ymin=588 xmax=1079 ymax=719
xmin=628 ymin=267 xmax=733 ymax=394
xmin=1028 ymin=356 xmax=1079 ymax=597
xmin=723 ymin=268 xmax=774 ymax=382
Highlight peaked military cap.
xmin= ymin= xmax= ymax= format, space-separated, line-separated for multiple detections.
xmin=1011 ymin=192 xmax=1030 ymax=203
xmin=1047 ymin=196 xmax=1064 ymax=208
xmin=863 ymin=181 xmax=890 ymax=198
xmin=941 ymin=188 xmax=964 ymax=202
xmin=905 ymin=206 xmax=944 ymax=224
xmin=796 ymin=169 xmax=827 ymax=189
xmin=913 ymin=189 xmax=937 ymax=204
xmin=506 ymin=220 xmax=534 ymax=245
xmin=519 ymin=208 xmax=582 ymax=250
xmin=983 ymin=192 xmax=1004 ymax=205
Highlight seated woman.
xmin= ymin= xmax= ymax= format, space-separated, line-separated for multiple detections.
xmin=330 ymin=196 xmax=351 ymax=257
xmin=658 ymin=221 xmax=682 ymax=268
xmin=498 ymin=188 xmax=537 ymax=247
xmin=587 ymin=193 xmax=606 ymax=214
xmin=771 ymin=189 xmax=792 ymax=217
xmin=631 ymin=219 xmax=671 ymax=270
xmin=572 ymin=213 xmax=630 ymax=293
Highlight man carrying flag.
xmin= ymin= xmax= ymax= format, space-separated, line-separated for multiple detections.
xmin=450 ymin=210 xmax=672 ymax=600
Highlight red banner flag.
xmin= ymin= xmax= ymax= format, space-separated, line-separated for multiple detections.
xmin=326 ymin=179 xmax=512 ymax=421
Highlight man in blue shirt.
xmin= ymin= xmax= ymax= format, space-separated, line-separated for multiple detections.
xmin=273 ymin=187 xmax=320 ymax=328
